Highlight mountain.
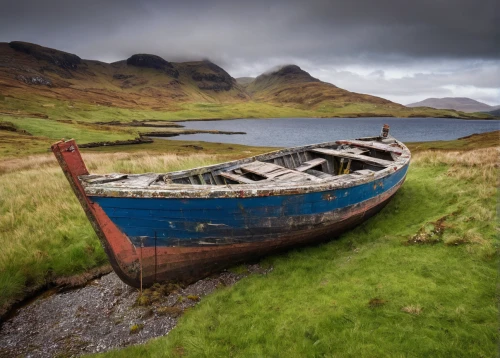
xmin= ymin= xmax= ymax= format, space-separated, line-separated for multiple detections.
xmin=0 ymin=41 xmax=492 ymax=120
xmin=246 ymin=65 xmax=401 ymax=110
xmin=235 ymin=77 xmax=255 ymax=87
xmin=0 ymin=41 xmax=249 ymax=111
xmin=487 ymin=108 xmax=500 ymax=117
xmin=407 ymin=97 xmax=500 ymax=113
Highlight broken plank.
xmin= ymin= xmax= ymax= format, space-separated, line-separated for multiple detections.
xmin=311 ymin=148 xmax=393 ymax=167
xmin=336 ymin=140 xmax=403 ymax=155
xmin=220 ymin=172 xmax=256 ymax=184
xmin=294 ymin=158 xmax=326 ymax=172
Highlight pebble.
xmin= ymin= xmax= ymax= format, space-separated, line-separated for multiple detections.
xmin=0 ymin=264 xmax=270 ymax=357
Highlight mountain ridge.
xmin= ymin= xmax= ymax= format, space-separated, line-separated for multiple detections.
xmin=0 ymin=41 xmax=493 ymax=120
xmin=407 ymin=97 xmax=500 ymax=113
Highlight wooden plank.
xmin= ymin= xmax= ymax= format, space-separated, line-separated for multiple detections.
xmin=212 ymin=172 xmax=223 ymax=185
xmin=343 ymin=147 xmax=369 ymax=155
xmin=294 ymin=158 xmax=327 ymax=172
xmin=264 ymin=168 xmax=290 ymax=179
xmin=336 ymin=140 xmax=403 ymax=155
xmin=124 ymin=174 xmax=159 ymax=187
xmin=311 ymin=148 xmax=393 ymax=167
xmin=241 ymin=161 xmax=286 ymax=176
xmin=241 ymin=160 xmax=322 ymax=182
xmin=84 ymin=174 xmax=128 ymax=184
xmin=352 ymin=169 xmax=376 ymax=176
xmin=305 ymin=169 xmax=335 ymax=179
xmin=220 ymin=172 xmax=256 ymax=184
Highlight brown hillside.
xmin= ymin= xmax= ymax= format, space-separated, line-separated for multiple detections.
xmin=1 ymin=41 xmax=484 ymax=119
xmin=0 ymin=42 xmax=249 ymax=110
xmin=246 ymin=65 xmax=402 ymax=110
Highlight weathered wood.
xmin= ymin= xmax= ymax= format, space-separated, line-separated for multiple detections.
xmin=83 ymin=173 xmax=163 ymax=186
xmin=343 ymin=147 xmax=369 ymax=155
xmin=305 ymin=169 xmax=335 ymax=179
xmin=241 ymin=161 xmax=287 ymax=177
xmin=352 ymin=169 xmax=376 ymax=176
xmin=241 ymin=161 xmax=322 ymax=182
xmin=83 ymin=174 xmax=128 ymax=184
xmin=124 ymin=174 xmax=160 ymax=187
xmin=311 ymin=148 xmax=393 ymax=167
xmin=220 ymin=172 xmax=256 ymax=184
xmin=294 ymin=158 xmax=327 ymax=172
xmin=336 ymin=139 xmax=403 ymax=155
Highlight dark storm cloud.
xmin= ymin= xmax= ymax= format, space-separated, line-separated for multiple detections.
xmin=1 ymin=0 xmax=498 ymax=62
xmin=0 ymin=0 xmax=498 ymax=104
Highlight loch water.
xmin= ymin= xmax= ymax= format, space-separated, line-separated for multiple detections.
xmin=160 ymin=117 xmax=499 ymax=147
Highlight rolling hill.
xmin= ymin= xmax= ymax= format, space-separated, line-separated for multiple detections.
xmin=246 ymin=65 xmax=402 ymax=112
xmin=407 ymin=97 xmax=500 ymax=113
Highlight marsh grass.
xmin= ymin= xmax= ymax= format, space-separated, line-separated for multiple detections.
xmin=95 ymin=145 xmax=498 ymax=358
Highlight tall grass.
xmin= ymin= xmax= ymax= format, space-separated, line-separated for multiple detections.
xmin=0 ymin=152 xmax=225 ymax=309
xmin=95 ymin=146 xmax=498 ymax=358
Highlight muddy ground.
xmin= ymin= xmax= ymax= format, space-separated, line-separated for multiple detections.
xmin=0 ymin=264 xmax=270 ymax=357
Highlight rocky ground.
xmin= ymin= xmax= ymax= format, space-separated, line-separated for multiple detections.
xmin=0 ymin=264 xmax=271 ymax=357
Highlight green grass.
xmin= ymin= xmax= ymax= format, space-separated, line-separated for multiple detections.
xmin=93 ymin=146 xmax=498 ymax=357
xmin=0 ymin=166 xmax=106 ymax=304
xmin=0 ymin=116 xmax=138 ymax=141
xmin=0 ymin=94 xmax=494 ymax=124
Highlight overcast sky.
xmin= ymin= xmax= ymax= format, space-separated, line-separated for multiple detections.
xmin=1 ymin=0 xmax=499 ymax=105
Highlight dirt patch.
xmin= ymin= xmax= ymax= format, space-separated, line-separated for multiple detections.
xmin=78 ymin=137 xmax=154 ymax=148
xmin=0 ymin=264 xmax=271 ymax=357
xmin=0 ymin=265 xmax=112 ymax=322
xmin=405 ymin=215 xmax=450 ymax=245
xmin=90 ymin=120 xmax=185 ymax=128
xmin=0 ymin=121 xmax=32 ymax=135
xmin=368 ymin=298 xmax=387 ymax=308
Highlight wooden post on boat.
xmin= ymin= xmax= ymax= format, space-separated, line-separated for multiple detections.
xmin=51 ymin=139 xmax=143 ymax=288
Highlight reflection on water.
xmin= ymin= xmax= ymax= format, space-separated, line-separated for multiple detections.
xmin=159 ymin=117 xmax=499 ymax=147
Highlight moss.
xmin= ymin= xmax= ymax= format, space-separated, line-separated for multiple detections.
xmin=157 ymin=306 xmax=183 ymax=317
xmin=129 ymin=323 xmax=144 ymax=334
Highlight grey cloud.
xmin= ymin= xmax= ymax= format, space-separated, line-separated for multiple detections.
xmin=309 ymin=61 xmax=500 ymax=105
xmin=1 ymin=0 xmax=499 ymax=62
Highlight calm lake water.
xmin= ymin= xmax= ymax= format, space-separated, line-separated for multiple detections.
xmin=163 ymin=117 xmax=499 ymax=147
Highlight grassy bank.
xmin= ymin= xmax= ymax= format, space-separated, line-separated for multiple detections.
xmin=92 ymin=140 xmax=497 ymax=357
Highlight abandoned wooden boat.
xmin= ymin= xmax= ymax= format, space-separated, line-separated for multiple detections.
xmin=52 ymin=125 xmax=410 ymax=288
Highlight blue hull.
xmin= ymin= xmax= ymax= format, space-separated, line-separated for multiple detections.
xmin=91 ymin=164 xmax=409 ymax=248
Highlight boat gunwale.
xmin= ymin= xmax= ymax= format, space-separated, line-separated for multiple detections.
xmin=82 ymin=136 xmax=411 ymax=199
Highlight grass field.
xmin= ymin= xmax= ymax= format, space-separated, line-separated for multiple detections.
xmin=0 ymin=133 xmax=498 ymax=357
xmin=1 ymin=94 xmax=494 ymax=125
